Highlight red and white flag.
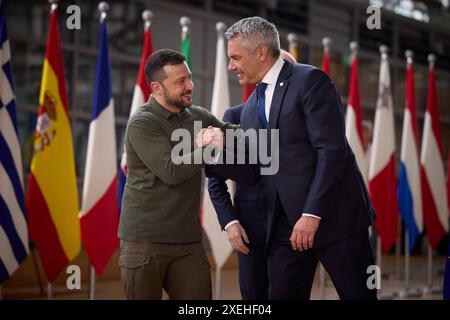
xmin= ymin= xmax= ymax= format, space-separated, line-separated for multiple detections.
xmin=202 ymin=22 xmax=233 ymax=271
xmin=322 ymin=37 xmax=331 ymax=76
xmin=118 ymin=11 xmax=153 ymax=212
xmin=345 ymin=42 xmax=367 ymax=183
xmin=368 ymin=46 xmax=399 ymax=253
xmin=420 ymin=55 xmax=449 ymax=250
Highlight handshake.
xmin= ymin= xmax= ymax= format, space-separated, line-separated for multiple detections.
xmin=196 ymin=126 xmax=224 ymax=149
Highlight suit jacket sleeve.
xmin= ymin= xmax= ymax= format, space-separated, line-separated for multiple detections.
xmin=301 ymin=69 xmax=348 ymax=219
xmin=207 ymin=109 xmax=238 ymax=230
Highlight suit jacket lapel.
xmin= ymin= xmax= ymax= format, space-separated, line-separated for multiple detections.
xmin=268 ymin=61 xmax=293 ymax=130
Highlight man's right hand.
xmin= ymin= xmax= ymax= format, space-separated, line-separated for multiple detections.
xmin=226 ymin=223 xmax=250 ymax=255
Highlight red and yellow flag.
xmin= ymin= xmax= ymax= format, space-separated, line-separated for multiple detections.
xmin=26 ymin=6 xmax=80 ymax=283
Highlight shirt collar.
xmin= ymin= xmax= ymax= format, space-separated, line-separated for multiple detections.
xmin=149 ymin=95 xmax=192 ymax=119
xmin=260 ymin=57 xmax=285 ymax=87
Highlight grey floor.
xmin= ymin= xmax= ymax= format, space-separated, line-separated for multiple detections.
xmin=2 ymin=254 xmax=447 ymax=300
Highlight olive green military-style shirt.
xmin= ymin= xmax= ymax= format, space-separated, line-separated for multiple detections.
xmin=118 ymin=96 xmax=236 ymax=243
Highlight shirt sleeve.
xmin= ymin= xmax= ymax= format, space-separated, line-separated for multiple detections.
xmin=127 ymin=116 xmax=204 ymax=185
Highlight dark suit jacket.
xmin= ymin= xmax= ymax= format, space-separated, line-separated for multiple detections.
xmin=207 ymin=104 xmax=267 ymax=244
xmin=208 ymin=61 xmax=376 ymax=249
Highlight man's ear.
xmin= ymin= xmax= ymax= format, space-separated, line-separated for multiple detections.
xmin=257 ymin=44 xmax=269 ymax=62
xmin=150 ymin=81 xmax=161 ymax=96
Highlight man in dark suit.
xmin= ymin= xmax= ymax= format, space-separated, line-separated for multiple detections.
xmin=202 ymin=17 xmax=377 ymax=300
xmin=208 ymin=103 xmax=269 ymax=300
xmin=207 ymin=50 xmax=297 ymax=300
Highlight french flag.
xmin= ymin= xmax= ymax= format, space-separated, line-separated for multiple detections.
xmin=79 ymin=19 xmax=118 ymax=276
xmin=368 ymin=46 xmax=399 ymax=253
xmin=398 ymin=51 xmax=423 ymax=252
xmin=420 ymin=55 xmax=449 ymax=251
xmin=118 ymin=11 xmax=153 ymax=213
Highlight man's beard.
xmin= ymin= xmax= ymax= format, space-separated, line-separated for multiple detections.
xmin=162 ymin=85 xmax=192 ymax=110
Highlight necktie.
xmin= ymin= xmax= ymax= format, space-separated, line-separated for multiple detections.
xmin=256 ymin=82 xmax=268 ymax=128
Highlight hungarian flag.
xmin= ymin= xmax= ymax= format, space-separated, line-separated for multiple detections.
xmin=118 ymin=15 xmax=153 ymax=213
xmin=202 ymin=22 xmax=233 ymax=272
xmin=398 ymin=54 xmax=423 ymax=252
xmin=345 ymin=47 xmax=367 ymax=183
xmin=368 ymin=48 xmax=399 ymax=253
xmin=26 ymin=6 xmax=80 ymax=283
xmin=420 ymin=59 xmax=449 ymax=250
xmin=78 ymin=16 xmax=118 ymax=276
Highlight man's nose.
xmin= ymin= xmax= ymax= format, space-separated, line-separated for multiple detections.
xmin=228 ymin=60 xmax=235 ymax=71
xmin=185 ymin=79 xmax=194 ymax=91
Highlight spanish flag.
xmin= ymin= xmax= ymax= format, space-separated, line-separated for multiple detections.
xmin=26 ymin=5 xmax=80 ymax=283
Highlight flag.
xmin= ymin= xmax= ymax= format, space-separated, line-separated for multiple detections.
xmin=322 ymin=50 xmax=330 ymax=76
xmin=26 ymin=6 xmax=80 ymax=283
xmin=202 ymin=22 xmax=233 ymax=270
xmin=420 ymin=59 xmax=448 ymax=250
xmin=368 ymin=48 xmax=399 ymax=253
xmin=0 ymin=2 xmax=29 ymax=284
xmin=241 ymin=84 xmax=256 ymax=102
xmin=445 ymin=146 xmax=450 ymax=301
xmin=398 ymin=54 xmax=423 ymax=252
xmin=79 ymin=18 xmax=119 ymax=276
xmin=345 ymin=47 xmax=367 ymax=184
xmin=118 ymin=18 xmax=153 ymax=213
xmin=181 ymin=27 xmax=192 ymax=70
xmin=321 ymin=38 xmax=331 ymax=76
xmin=180 ymin=18 xmax=194 ymax=105
xmin=447 ymin=156 xmax=450 ymax=219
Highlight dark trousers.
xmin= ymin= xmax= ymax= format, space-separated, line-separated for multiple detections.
xmin=267 ymin=198 xmax=377 ymax=300
xmin=238 ymin=242 xmax=269 ymax=300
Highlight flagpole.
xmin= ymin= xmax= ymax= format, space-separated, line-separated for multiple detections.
xmin=47 ymin=0 xmax=58 ymax=301
xmin=319 ymin=264 xmax=326 ymax=299
xmin=320 ymin=41 xmax=331 ymax=279
xmin=89 ymin=265 xmax=96 ymax=300
xmin=427 ymin=243 xmax=433 ymax=293
xmin=321 ymin=37 xmax=331 ymax=75
xmin=143 ymin=9 xmax=153 ymax=33
xmin=215 ymin=266 xmax=221 ymax=300
xmin=287 ymin=33 xmax=299 ymax=62
xmin=84 ymin=1 xmax=110 ymax=301
xmin=47 ymin=282 xmax=53 ymax=300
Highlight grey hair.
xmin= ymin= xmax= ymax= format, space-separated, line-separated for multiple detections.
xmin=225 ymin=16 xmax=280 ymax=58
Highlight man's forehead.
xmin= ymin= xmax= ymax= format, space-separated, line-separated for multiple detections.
xmin=163 ymin=62 xmax=191 ymax=77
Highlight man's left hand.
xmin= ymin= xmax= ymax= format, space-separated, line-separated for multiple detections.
xmin=290 ymin=216 xmax=320 ymax=251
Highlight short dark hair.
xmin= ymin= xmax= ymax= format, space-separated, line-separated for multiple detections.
xmin=145 ymin=49 xmax=186 ymax=84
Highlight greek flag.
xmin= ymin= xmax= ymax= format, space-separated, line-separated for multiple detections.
xmin=0 ymin=2 xmax=29 ymax=284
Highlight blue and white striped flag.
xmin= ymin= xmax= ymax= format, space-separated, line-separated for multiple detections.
xmin=0 ymin=2 xmax=29 ymax=284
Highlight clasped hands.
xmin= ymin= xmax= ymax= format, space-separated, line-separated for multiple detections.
xmin=196 ymin=126 xmax=224 ymax=149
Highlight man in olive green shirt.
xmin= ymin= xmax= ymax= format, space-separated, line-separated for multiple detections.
xmin=119 ymin=49 xmax=234 ymax=299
